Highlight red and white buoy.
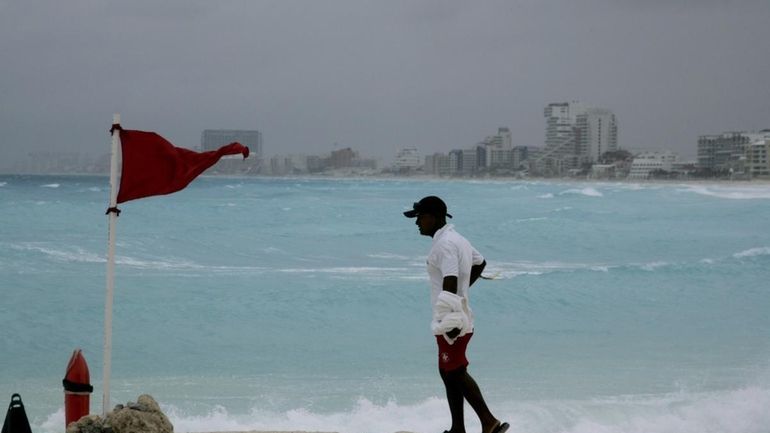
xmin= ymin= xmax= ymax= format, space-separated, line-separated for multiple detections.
xmin=63 ymin=349 xmax=93 ymax=426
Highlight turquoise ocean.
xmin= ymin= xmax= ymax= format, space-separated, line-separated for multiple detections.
xmin=1 ymin=175 xmax=769 ymax=433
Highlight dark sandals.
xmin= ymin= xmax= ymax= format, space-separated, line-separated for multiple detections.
xmin=491 ymin=421 xmax=510 ymax=433
xmin=442 ymin=422 xmax=509 ymax=433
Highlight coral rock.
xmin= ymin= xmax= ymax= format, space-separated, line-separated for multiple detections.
xmin=105 ymin=395 xmax=173 ymax=433
xmin=65 ymin=395 xmax=172 ymax=433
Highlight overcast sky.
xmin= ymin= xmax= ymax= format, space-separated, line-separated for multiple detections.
xmin=1 ymin=0 xmax=769 ymax=171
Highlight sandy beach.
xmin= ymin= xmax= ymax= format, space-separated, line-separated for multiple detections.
xmin=198 ymin=431 xmax=339 ymax=433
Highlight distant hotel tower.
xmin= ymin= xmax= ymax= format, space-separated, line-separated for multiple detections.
xmin=201 ymin=129 xmax=263 ymax=158
xmin=539 ymin=101 xmax=617 ymax=175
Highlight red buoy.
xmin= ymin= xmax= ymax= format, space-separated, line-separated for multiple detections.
xmin=63 ymin=349 xmax=93 ymax=426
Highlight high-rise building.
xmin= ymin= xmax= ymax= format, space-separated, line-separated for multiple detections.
xmin=449 ymin=150 xmax=463 ymax=175
xmin=512 ymin=146 xmax=529 ymax=171
xmin=483 ymin=127 xmax=512 ymax=149
xmin=329 ymin=147 xmax=356 ymax=169
xmin=393 ymin=148 xmax=421 ymax=172
xmin=200 ymin=129 xmax=262 ymax=175
xmin=746 ymin=138 xmax=770 ymax=178
xmin=482 ymin=127 xmax=514 ymax=169
xmin=540 ymin=102 xmax=588 ymax=174
xmin=462 ymin=149 xmax=478 ymax=175
xmin=425 ymin=153 xmax=450 ymax=176
xmin=201 ymin=129 xmax=263 ymax=157
xmin=697 ymin=131 xmax=770 ymax=173
xmin=539 ymin=102 xmax=617 ymax=175
xmin=487 ymin=148 xmax=513 ymax=168
xmin=267 ymin=154 xmax=309 ymax=175
xmin=576 ymin=108 xmax=618 ymax=164
xmin=544 ymin=102 xmax=587 ymax=149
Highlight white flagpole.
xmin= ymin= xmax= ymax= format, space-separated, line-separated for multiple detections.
xmin=103 ymin=113 xmax=121 ymax=416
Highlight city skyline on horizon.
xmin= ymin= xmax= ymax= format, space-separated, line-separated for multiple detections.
xmin=6 ymin=94 xmax=767 ymax=172
xmin=2 ymin=1 xmax=769 ymax=172
xmin=13 ymin=117 xmax=770 ymax=175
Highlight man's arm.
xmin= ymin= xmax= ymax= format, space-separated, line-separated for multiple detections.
xmin=442 ymin=259 xmax=486 ymax=292
xmin=442 ymin=275 xmax=458 ymax=294
xmin=470 ymin=260 xmax=486 ymax=287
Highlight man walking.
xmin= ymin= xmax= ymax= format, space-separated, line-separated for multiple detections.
xmin=404 ymin=196 xmax=509 ymax=433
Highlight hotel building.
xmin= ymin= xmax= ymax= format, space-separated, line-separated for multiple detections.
xmin=201 ymin=129 xmax=263 ymax=157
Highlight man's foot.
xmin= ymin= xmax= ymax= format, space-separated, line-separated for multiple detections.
xmin=486 ymin=421 xmax=509 ymax=433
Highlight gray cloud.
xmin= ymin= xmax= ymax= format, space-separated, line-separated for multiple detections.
xmin=1 ymin=0 xmax=769 ymax=171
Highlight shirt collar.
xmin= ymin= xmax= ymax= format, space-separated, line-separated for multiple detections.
xmin=432 ymin=224 xmax=454 ymax=245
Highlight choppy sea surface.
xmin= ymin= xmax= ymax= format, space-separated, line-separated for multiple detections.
xmin=1 ymin=175 xmax=769 ymax=433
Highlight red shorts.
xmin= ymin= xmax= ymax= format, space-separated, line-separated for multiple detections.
xmin=436 ymin=332 xmax=473 ymax=372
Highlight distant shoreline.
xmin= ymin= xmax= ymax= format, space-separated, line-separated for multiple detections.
xmin=2 ymin=172 xmax=770 ymax=186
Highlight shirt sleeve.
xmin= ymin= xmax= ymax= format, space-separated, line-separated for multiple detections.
xmin=437 ymin=242 xmax=460 ymax=278
xmin=471 ymin=246 xmax=484 ymax=266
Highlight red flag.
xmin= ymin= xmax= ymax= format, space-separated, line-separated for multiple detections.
xmin=116 ymin=129 xmax=249 ymax=204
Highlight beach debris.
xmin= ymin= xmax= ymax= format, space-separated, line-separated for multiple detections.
xmin=66 ymin=395 xmax=173 ymax=433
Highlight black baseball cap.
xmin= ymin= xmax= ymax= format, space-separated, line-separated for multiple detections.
xmin=403 ymin=196 xmax=452 ymax=218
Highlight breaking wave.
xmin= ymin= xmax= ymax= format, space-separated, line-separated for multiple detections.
xmin=366 ymin=252 xmax=412 ymax=260
xmin=36 ymin=387 xmax=770 ymax=433
xmin=679 ymin=185 xmax=770 ymax=200
xmin=515 ymin=217 xmax=549 ymax=223
xmin=10 ymin=243 xmax=104 ymax=264
xmin=733 ymin=247 xmax=770 ymax=258
xmin=559 ymin=187 xmax=603 ymax=197
xmin=9 ymin=241 xmax=767 ymax=282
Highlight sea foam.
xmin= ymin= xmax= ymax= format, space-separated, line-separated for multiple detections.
xmin=559 ymin=187 xmax=603 ymax=197
xmin=35 ymin=387 xmax=770 ymax=433
xmin=174 ymin=387 xmax=770 ymax=433
xmin=681 ymin=185 xmax=770 ymax=200
xmin=733 ymin=247 xmax=770 ymax=259
xmin=11 ymin=243 xmax=104 ymax=264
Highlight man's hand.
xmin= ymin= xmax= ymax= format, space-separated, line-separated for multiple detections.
xmin=446 ymin=328 xmax=461 ymax=339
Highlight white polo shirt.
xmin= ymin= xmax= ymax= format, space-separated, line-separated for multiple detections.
xmin=426 ymin=224 xmax=484 ymax=332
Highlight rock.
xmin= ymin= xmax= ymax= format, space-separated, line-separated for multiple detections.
xmin=66 ymin=395 xmax=172 ymax=433
xmin=66 ymin=415 xmax=105 ymax=433
xmin=137 ymin=395 xmax=162 ymax=412
xmin=105 ymin=394 xmax=173 ymax=433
